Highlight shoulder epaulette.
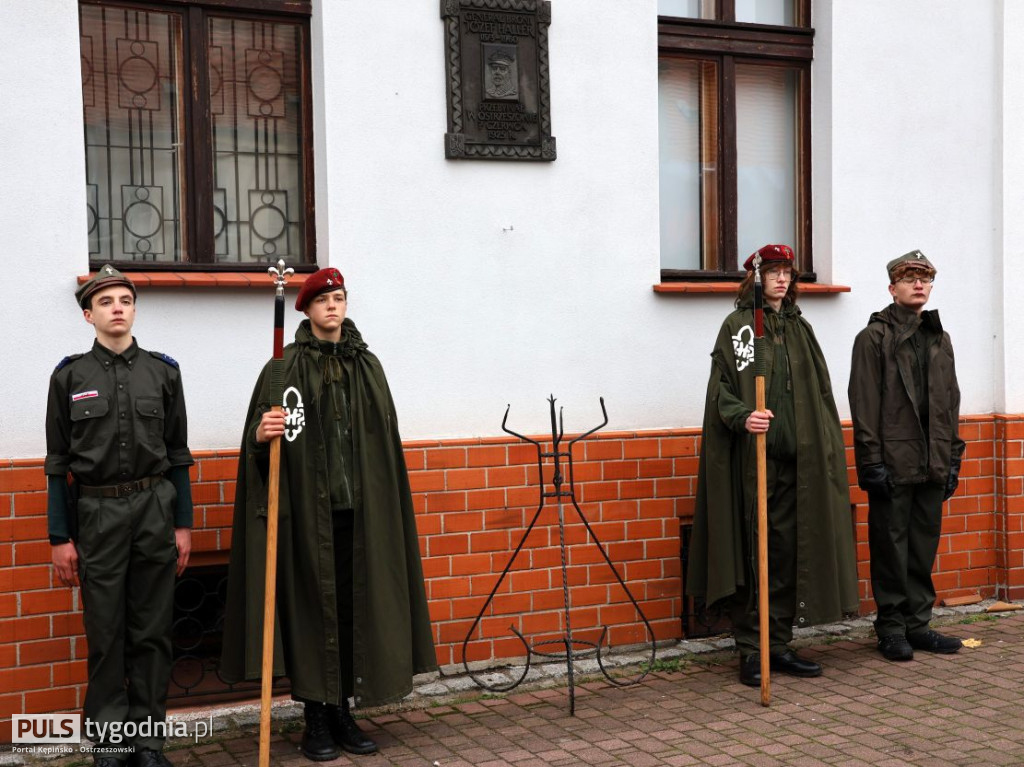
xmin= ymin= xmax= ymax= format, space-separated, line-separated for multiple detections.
xmin=54 ymin=354 xmax=83 ymax=372
xmin=149 ymin=351 xmax=180 ymax=368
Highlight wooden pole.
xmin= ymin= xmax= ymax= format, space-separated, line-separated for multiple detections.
xmin=753 ymin=256 xmax=771 ymax=707
xmin=259 ymin=260 xmax=293 ymax=767
xmin=755 ymin=380 xmax=770 ymax=706
xmin=258 ymin=429 xmax=282 ymax=767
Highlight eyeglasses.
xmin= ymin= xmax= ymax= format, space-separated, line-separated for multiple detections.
xmin=894 ymin=275 xmax=934 ymax=285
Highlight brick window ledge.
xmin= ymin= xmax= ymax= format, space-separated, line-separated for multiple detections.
xmin=653 ymin=281 xmax=850 ymax=295
xmin=76 ymin=271 xmax=313 ymax=289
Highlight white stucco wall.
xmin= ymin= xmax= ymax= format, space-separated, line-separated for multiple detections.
xmin=821 ymin=0 xmax=1001 ymax=419
xmin=0 ymin=0 xmax=1017 ymax=460
xmin=996 ymin=0 xmax=1024 ymax=414
xmin=1 ymin=0 xmax=96 ymax=458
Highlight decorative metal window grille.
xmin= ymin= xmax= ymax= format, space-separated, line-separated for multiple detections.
xmin=80 ymin=2 xmax=312 ymax=268
xmin=169 ymin=564 xmax=288 ymax=702
xmin=81 ymin=6 xmax=186 ymax=263
xmin=209 ymin=17 xmax=305 ymax=263
xmin=679 ymin=522 xmax=731 ymax=639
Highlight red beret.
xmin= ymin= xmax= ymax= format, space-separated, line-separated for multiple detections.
xmin=742 ymin=244 xmax=794 ymax=272
xmin=295 ymin=267 xmax=346 ymax=311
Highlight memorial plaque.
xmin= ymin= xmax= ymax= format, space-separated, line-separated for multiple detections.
xmin=441 ymin=0 xmax=556 ymax=161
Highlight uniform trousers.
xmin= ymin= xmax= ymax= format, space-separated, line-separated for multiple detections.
xmin=868 ymin=481 xmax=945 ymax=638
xmin=731 ymin=459 xmax=797 ymax=658
xmin=332 ymin=510 xmax=355 ymax=697
xmin=76 ymin=478 xmax=177 ymax=753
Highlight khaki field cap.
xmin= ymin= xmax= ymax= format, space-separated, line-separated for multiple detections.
xmin=886 ymin=250 xmax=936 ymax=282
xmin=75 ymin=264 xmax=137 ymax=308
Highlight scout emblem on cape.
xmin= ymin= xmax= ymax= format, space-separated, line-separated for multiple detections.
xmin=732 ymin=324 xmax=755 ymax=371
xmin=283 ymin=386 xmax=305 ymax=442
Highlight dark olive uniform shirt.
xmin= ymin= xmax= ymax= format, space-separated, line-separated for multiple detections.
xmin=317 ymin=340 xmax=358 ymax=511
xmin=909 ymin=326 xmax=930 ymax=434
xmin=45 ymin=338 xmax=194 ymax=536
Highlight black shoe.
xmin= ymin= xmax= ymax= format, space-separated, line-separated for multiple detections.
xmin=739 ymin=653 xmax=761 ymax=687
xmin=133 ymin=751 xmax=172 ymax=767
xmin=769 ymin=649 xmax=822 ymax=678
xmin=907 ymin=629 xmax=962 ymax=654
xmin=878 ymin=633 xmax=914 ymax=661
xmin=326 ymin=703 xmax=378 ymax=755
xmin=301 ymin=702 xmax=342 ymax=761
xmin=95 ymin=758 xmax=125 ymax=767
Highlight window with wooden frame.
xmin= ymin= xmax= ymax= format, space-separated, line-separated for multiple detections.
xmin=79 ymin=0 xmax=314 ymax=271
xmin=658 ymin=0 xmax=813 ymax=281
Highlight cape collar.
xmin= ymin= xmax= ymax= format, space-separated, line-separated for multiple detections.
xmin=295 ymin=318 xmax=368 ymax=359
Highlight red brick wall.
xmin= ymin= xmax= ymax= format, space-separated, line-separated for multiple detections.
xmin=2 ymin=414 xmax=1021 ymax=741
xmin=994 ymin=417 xmax=1024 ymax=599
xmin=403 ymin=431 xmax=690 ymax=666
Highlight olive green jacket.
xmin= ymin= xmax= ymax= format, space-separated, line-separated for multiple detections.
xmin=220 ymin=320 xmax=437 ymax=707
xmin=686 ymin=303 xmax=859 ymax=625
xmin=45 ymin=339 xmax=194 ymax=536
xmin=849 ymin=302 xmax=965 ymax=485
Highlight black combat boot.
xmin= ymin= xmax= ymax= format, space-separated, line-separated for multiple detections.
xmin=133 ymin=751 xmax=173 ymax=767
xmin=301 ymin=702 xmax=341 ymax=761
xmin=326 ymin=700 xmax=378 ymax=755
xmin=907 ymin=629 xmax=962 ymax=654
xmin=739 ymin=653 xmax=761 ymax=687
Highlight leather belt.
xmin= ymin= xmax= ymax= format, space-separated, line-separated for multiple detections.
xmin=79 ymin=475 xmax=161 ymax=499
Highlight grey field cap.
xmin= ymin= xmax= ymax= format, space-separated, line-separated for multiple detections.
xmin=886 ymin=250 xmax=936 ymax=280
xmin=75 ymin=264 xmax=137 ymax=308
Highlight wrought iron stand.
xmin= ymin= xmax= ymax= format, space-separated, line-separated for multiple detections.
xmin=461 ymin=396 xmax=657 ymax=714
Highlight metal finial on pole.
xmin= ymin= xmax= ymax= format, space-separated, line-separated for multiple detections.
xmin=268 ymin=259 xmax=294 ymax=296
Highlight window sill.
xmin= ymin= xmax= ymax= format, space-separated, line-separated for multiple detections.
xmin=652 ymin=281 xmax=850 ymax=295
xmin=76 ymin=271 xmax=312 ymax=290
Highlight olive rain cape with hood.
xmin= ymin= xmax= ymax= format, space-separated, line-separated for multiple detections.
xmin=220 ymin=319 xmax=436 ymax=707
xmin=685 ymin=301 xmax=859 ymax=626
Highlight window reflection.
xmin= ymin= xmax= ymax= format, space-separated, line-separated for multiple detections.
xmin=735 ymin=65 xmax=798 ymax=262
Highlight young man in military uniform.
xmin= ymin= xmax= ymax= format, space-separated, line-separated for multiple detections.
xmin=221 ymin=267 xmax=436 ymax=760
xmin=46 ymin=266 xmax=193 ymax=767
xmin=687 ymin=245 xmax=859 ymax=687
xmin=849 ymin=251 xmax=965 ymax=661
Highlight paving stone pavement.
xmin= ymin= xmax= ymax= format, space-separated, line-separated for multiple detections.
xmin=9 ymin=611 xmax=1024 ymax=767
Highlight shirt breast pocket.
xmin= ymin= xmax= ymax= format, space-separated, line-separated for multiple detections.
xmin=136 ymin=396 xmax=165 ymax=444
xmin=70 ymin=396 xmax=109 ymax=449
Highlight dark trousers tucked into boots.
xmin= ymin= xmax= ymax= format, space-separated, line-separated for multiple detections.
xmin=868 ymin=481 xmax=945 ymax=638
xmin=328 ymin=513 xmax=377 ymax=754
xmin=731 ymin=460 xmax=798 ymax=658
xmin=78 ymin=484 xmax=177 ymax=756
xmin=297 ymin=512 xmax=377 ymax=761
xmin=333 ymin=511 xmax=355 ymax=696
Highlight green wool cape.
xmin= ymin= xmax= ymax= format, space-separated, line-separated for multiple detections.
xmin=220 ymin=319 xmax=437 ymax=707
xmin=686 ymin=303 xmax=859 ymax=626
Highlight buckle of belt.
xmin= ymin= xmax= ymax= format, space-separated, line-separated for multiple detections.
xmin=120 ymin=476 xmax=157 ymax=496
xmin=116 ymin=482 xmax=139 ymax=497
xmin=84 ymin=476 xmax=157 ymax=498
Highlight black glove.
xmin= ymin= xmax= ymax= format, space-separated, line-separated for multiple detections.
xmin=944 ymin=456 xmax=962 ymax=502
xmin=859 ymin=463 xmax=891 ymax=499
